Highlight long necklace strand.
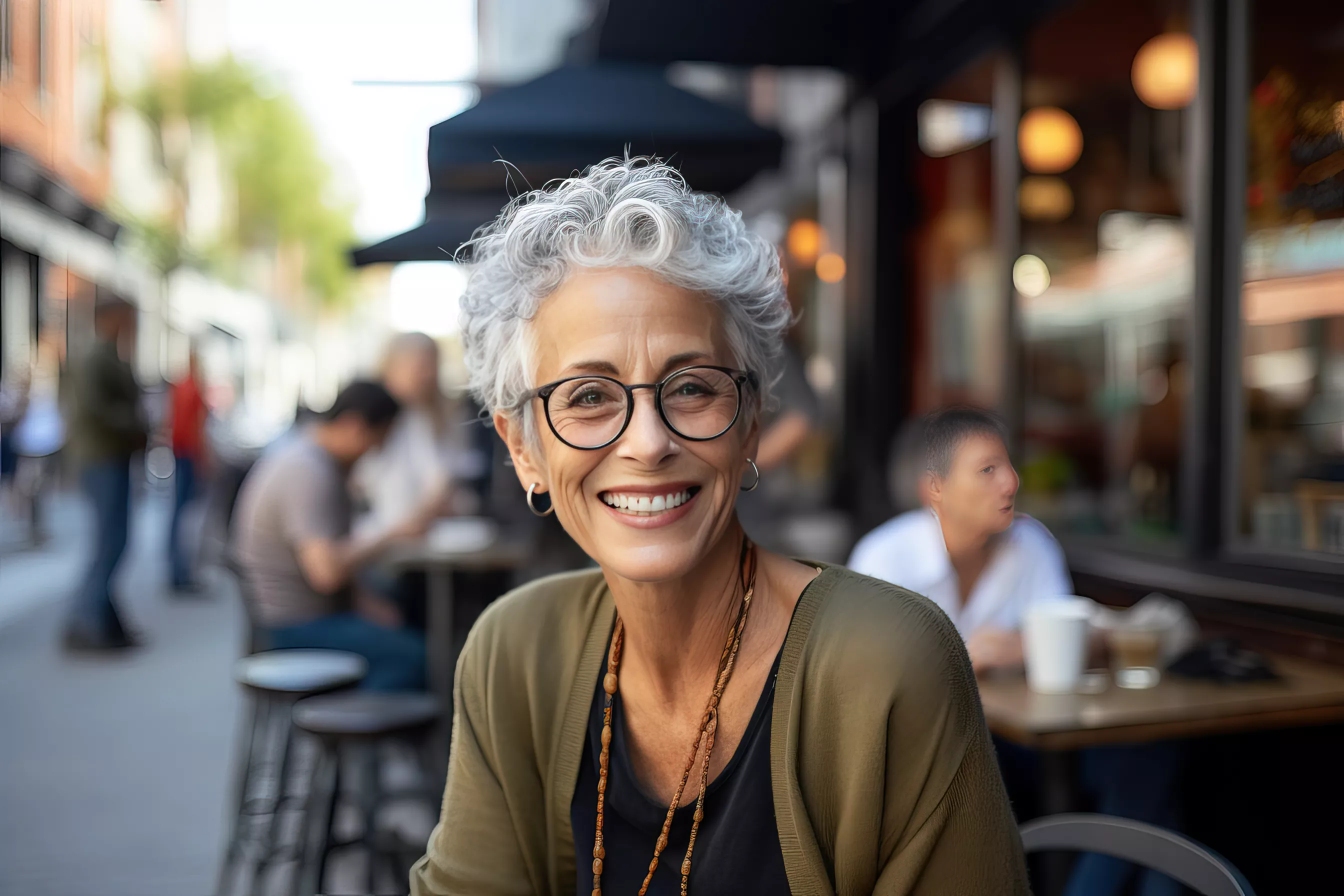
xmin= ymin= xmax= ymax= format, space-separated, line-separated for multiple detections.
xmin=592 ymin=541 xmax=758 ymax=896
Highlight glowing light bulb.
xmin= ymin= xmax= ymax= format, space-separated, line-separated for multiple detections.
xmin=1018 ymin=107 xmax=1083 ymax=175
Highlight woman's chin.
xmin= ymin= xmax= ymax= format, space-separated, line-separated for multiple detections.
xmin=591 ymin=541 xmax=711 ymax=585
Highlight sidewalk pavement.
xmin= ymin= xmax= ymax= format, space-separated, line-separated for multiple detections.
xmin=0 ymin=484 xmax=243 ymax=896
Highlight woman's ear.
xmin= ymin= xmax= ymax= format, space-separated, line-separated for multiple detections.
xmin=493 ymin=411 xmax=547 ymax=493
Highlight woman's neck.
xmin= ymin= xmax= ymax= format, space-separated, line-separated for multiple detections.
xmin=604 ymin=524 xmax=753 ymax=707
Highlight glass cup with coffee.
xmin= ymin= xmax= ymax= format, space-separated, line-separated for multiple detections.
xmin=1109 ymin=624 xmax=1163 ymax=689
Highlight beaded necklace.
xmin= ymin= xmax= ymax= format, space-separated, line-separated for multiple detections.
xmin=591 ymin=539 xmax=758 ymax=896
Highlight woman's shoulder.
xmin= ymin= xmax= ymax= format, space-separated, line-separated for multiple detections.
xmin=460 ymin=567 xmax=609 ymax=681
xmin=469 ymin=566 xmax=606 ymax=645
xmin=802 ymin=565 xmax=969 ymax=690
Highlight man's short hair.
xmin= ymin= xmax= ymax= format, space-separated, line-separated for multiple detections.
xmin=324 ymin=380 xmax=400 ymax=429
xmin=924 ymin=407 xmax=1009 ymax=478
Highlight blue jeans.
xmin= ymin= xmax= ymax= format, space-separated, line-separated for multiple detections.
xmin=71 ymin=461 xmax=132 ymax=636
xmin=1063 ymin=742 xmax=1187 ymax=896
xmin=168 ymin=454 xmax=197 ymax=587
xmin=267 ymin=613 xmax=427 ymax=691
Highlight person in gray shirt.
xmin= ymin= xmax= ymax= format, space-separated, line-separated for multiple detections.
xmin=232 ymin=381 xmax=430 ymax=690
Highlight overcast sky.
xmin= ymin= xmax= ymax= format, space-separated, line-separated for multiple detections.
xmin=227 ymin=0 xmax=478 ymax=243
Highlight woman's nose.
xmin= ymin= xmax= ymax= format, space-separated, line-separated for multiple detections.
xmin=616 ymin=390 xmax=678 ymax=464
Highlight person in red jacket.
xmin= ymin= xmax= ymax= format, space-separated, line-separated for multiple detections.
xmin=168 ymin=352 xmax=209 ymax=591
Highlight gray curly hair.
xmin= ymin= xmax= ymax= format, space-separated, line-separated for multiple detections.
xmin=458 ymin=156 xmax=791 ymax=432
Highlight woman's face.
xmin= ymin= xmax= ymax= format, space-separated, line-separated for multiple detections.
xmin=497 ymin=268 xmax=758 ymax=584
xmin=385 ymin=345 xmax=440 ymax=406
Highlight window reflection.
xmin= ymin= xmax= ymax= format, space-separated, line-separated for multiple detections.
xmin=913 ymin=54 xmax=1003 ymax=412
xmin=1016 ymin=0 xmax=1194 ymax=545
xmin=1240 ymin=0 xmax=1344 ymax=556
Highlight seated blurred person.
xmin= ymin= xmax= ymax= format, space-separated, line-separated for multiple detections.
xmin=849 ymin=407 xmax=1069 ymax=672
xmin=849 ymin=407 xmax=1183 ymax=896
xmin=352 ymin=332 xmax=486 ymax=531
xmin=232 ymin=381 xmax=430 ymax=691
xmin=352 ymin=333 xmax=488 ymax=627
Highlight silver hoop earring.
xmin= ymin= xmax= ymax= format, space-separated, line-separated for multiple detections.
xmin=526 ymin=483 xmax=554 ymax=517
xmin=740 ymin=458 xmax=761 ymax=492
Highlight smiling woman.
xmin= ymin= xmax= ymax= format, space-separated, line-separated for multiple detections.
xmin=410 ymin=157 xmax=1029 ymax=896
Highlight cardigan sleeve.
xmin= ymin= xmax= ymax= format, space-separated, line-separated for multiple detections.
xmin=872 ymin=599 xmax=1031 ymax=894
xmin=410 ymin=626 xmax=537 ymax=896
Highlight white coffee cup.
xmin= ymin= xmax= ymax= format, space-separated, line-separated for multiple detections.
xmin=1023 ymin=598 xmax=1093 ymax=694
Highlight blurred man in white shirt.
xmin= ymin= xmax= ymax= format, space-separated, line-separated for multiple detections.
xmin=851 ymin=408 xmax=1183 ymax=896
xmin=849 ymin=407 xmax=1072 ymax=672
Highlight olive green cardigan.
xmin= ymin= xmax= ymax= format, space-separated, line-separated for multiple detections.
xmin=411 ymin=564 xmax=1030 ymax=895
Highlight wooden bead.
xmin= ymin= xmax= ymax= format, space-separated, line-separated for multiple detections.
xmin=649 ymin=858 xmax=659 ymax=872
xmin=599 ymin=752 xmax=609 ymax=771
xmin=656 ymin=833 xmax=668 ymax=851
xmin=594 ymin=858 xmax=604 ymax=874
xmin=592 ymin=889 xmax=601 ymax=896
xmin=681 ymin=859 xmax=692 ymax=876
xmin=597 ymin=844 xmax=605 ymax=859
xmin=694 ymin=807 xmax=704 ymax=822
xmin=603 ymin=672 xmax=618 ymax=694
xmin=601 ymin=727 xmax=611 ymax=748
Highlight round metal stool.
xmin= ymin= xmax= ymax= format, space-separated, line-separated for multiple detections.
xmin=216 ymin=650 xmax=367 ymax=896
xmin=290 ymin=691 xmax=442 ymax=896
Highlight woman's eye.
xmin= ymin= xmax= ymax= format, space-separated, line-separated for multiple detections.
xmin=574 ymin=389 xmax=610 ymax=406
xmin=982 ymin=466 xmax=995 ymax=474
xmin=673 ymin=382 xmax=709 ymax=397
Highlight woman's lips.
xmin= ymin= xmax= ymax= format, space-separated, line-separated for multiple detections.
xmin=598 ymin=485 xmax=701 ymax=529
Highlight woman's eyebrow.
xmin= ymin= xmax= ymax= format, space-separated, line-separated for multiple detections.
xmin=559 ymin=351 xmax=715 ymax=379
xmin=660 ymin=351 xmax=713 ymax=373
xmin=561 ymin=359 xmax=622 ymax=376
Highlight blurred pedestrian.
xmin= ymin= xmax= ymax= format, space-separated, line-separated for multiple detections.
xmin=735 ymin=344 xmax=819 ymax=550
xmin=0 ymin=359 xmax=30 ymax=510
xmin=849 ymin=407 xmax=1184 ymax=896
xmin=166 ymin=350 xmax=209 ymax=592
xmin=11 ymin=337 xmax=67 ymax=542
xmin=231 ymin=380 xmax=429 ymax=691
xmin=64 ymin=298 xmax=148 ymax=651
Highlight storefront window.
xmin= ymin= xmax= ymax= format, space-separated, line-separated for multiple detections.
xmin=1239 ymin=0 xmax=1344 ymax=556
xmin=1015 ymin=0 xmax=1195 ymax=547
xmin=912 ymin=55 xmax=1002 ymax=412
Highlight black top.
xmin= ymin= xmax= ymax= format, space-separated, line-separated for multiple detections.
xmin=571 ymin=637 xmax=791 ymax=895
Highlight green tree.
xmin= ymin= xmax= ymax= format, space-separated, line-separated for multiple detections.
xmin=117 ymin=57 xmax=354 ymax=307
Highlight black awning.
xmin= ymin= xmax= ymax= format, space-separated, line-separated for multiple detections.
xmin=590 ymin=0 xmax=858 ymax=69
xmin=349 ymin=190 xmax=508 ymax=266
xmin=426 ymin=64 xmax=783 ymax=196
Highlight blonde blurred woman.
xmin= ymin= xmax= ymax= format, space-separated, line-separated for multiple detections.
xmin=354 ymin=332 xmax=479 ymax=539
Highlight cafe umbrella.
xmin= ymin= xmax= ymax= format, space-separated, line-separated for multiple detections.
xmin=351 ymin=63 xmax=784 ymax=265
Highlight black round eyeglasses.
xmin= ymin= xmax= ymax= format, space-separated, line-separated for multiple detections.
xmin=523 ymin=365 xmax=758 ymax=450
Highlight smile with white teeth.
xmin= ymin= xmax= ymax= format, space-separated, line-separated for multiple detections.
xmin=600 ymin=488 xmax=695 ymax=515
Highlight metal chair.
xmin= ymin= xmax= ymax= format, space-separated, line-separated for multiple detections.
xmin=1019 ymin=813 xmax=1257 ymax=896
xmin=290 ymin=691 xmax=442 ymax=896
xmin=215 ymin=563 xmax=369 ymax=896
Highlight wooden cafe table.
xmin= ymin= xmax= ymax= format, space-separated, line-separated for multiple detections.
xmin=979 ymin=655 xmax=1344 ymax=755
xmin=977 ymin=656 xmax=1344 ymax=890
xmin=385 ymin=523 xmax=535 ymax=760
